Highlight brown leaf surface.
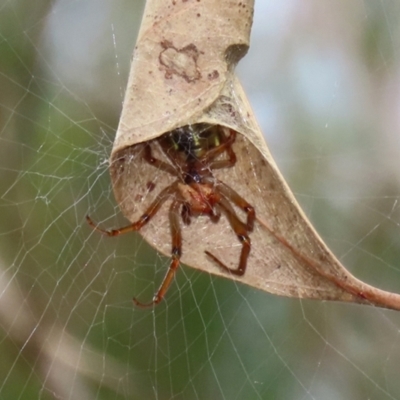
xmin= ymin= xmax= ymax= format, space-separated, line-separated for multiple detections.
xmin=106 ymin=0 xmax=400 ymax=310
xmin=112 ymin=0 xmax=253 ymax=151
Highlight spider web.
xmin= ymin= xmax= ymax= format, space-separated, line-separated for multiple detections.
xmin=1 ymin=1 xmax=400 ymax=399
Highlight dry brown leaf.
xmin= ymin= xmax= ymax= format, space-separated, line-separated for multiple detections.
xmin=103 ymin=0 xmax=400 ymax=310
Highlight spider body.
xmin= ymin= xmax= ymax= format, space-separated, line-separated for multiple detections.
xmin=177 ymin=182 xmax=220 ymax=220
xmin=159 ymin=125 xmax=226 ymax=223
xmin=87 ymin=124 xmax=255 ymax=306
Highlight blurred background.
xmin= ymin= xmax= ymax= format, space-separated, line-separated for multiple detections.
xmin=1 ymin=0 xmax=400 ymax=399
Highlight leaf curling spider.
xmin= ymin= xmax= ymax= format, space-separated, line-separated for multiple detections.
xmin=86 ymin=123 xmax=255 ymax=307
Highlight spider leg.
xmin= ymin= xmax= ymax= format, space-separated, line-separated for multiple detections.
xmin=86 ymin=181 xmax=178 ymax=236
xmin=133 ymin=199 xmax=182 ymax=307
xmin=208 ymin=142 xmax=236 ymax=170
xmin=217 ymin=181 xmax=255 ymax=232
xmin=143 ymin=143 xmax=177 ymax=175
xmin=205 ymin=197 xmax=250 ymax=276
xmin=200 ymin=128 xmax=237 ymax=165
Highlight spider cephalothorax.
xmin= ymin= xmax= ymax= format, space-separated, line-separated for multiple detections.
xmin=87 ymin=124 xmax=255 ymax=306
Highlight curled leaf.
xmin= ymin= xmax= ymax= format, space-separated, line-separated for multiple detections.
xmin=100 ymin=0 xmax=400 ymax=310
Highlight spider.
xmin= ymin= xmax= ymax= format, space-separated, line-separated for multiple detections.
xmin=86 ymin=124 xmax=255 ymax=307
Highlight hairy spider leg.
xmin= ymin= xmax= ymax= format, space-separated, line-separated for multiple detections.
xmin=217 ymin=181 xmax=255 ymax=231
xmin=200 ymin=128 xmax=237 ymax=167
xmin=205 ymin=196 xmax=251 ymax=276
xmin=208 ymin=139 xmax=237 ymax=170
xmin=86 ymin=182 xmax=178 ymax=236
xmin=87 ymin=182 xmax=188 ymax=307
xmin=133 ymin=199 xmax=182 ymax=307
